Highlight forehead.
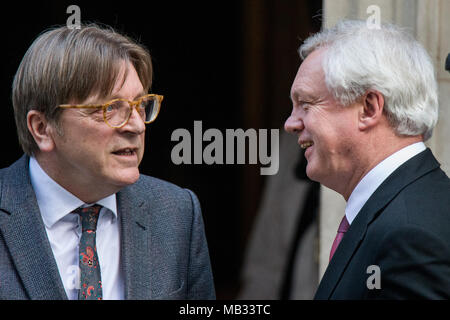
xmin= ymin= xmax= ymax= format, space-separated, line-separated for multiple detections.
xmin=85 ymin=61 xmax=145 ymax=103
xmin=110 ymin=61 xmax=145 ymax=98
xmin=291 ymin=48 xmax=327 ymax=99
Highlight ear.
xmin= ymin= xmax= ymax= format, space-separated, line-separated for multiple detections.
xmin=27 ymin=110 xmax=56 ymax=153
xmin=358 ymin=90 xmax=385 ymax=131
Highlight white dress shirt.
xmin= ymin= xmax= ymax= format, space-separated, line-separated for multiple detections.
xmin=29 ymin=157 xmax=124 ymax=300
xmin=345 ymin=142 xmax=427 ymax=224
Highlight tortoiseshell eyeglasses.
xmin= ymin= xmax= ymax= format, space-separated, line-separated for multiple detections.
xmin=59 ymin=94 xmax=163 ymax=128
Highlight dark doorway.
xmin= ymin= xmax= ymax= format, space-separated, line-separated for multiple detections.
xmin=1 ymin=0 xmax=321 ymax=299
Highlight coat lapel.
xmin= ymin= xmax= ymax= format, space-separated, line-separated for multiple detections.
xmin=0 ymin=155 xmax=67 ymax=300
xmin=118 ymin=183 xmax=152 ymax=299
xmin=315 ymin=149 xmax=440 ymax=299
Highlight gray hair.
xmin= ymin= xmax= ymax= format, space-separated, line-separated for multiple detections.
xmin=299 ymin=20 xmax=438 ymax=141
xmin=12 ymin=23 xmax=153 ymax=155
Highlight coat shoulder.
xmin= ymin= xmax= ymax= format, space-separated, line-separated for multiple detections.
xmin=400 ymin=166 xmax=450 ymax=223
xmin=129 ymin=174 xmax=199 ymax=211
xmin=375 ymin=166 xmax=450 ymax=236
xmin=136 ymin=174 xmax=193 ymax=196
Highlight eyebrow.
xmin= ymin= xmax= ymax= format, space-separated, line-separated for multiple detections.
xmin=109 ymin=91 xmax=148 ymax=101
xmin=290 ymin=88 xmax=316 ymax=102
xmin=133 ymin=91 xmax=148 ymax=100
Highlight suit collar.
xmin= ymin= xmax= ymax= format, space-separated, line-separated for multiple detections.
xmin=0 ymin=155 xmax=67 ymax=299
xmin=345 ymin=142 xmax=426 ymax=224
xmin=0 ymin=155 xmax=156 ymax=300
xmin=28 ymin=156 xmax=118 ymax=228
xmin=315 ymin=148 xmax=440 ymax=299
xmin=117 ymin=180 xmax=152 ymax=299
xmin=361 ymin=148 xmax=440 ymax=227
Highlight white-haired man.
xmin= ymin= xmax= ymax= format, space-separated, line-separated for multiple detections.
xmin=285 ymin=20 xmax=450 ymax=299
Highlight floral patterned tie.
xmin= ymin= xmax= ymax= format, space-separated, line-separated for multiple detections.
xmin=74 ymin=205 xmax=103 ymax=300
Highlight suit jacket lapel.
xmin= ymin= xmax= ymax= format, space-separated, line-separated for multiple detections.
xmin=315 ymin=211 xmax=367 ymax=299
xmin=118 ymin=184 xmax=152 ymax=299
xmin=315 ymin=149 xmax=440 ymax=299
xmin=0 ymin=155 xmax=67 ymax=300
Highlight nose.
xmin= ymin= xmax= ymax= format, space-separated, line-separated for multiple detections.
xmin=120 ymin=107 xmax=146 ymax=134
xmin=284 ymin=109 xmax=304 ymax=134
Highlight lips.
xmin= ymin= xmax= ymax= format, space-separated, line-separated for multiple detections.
xmin=112 ymin=147 xmax=138 ymax=156
xmin=299 ymin=141 xmax=314 ymax=149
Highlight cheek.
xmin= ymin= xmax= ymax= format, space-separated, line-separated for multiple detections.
xmin=77 ymin=131 xmax=113 ymax=165
xmin=136 ymin=135 xmax=146 ymax=163
xmin=82 ymin=133 xmax=108 ymax=152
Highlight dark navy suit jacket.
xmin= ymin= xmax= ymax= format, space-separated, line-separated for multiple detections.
xmin=0 ymin=155 xmax=215 ymax=299
xmin=315 ymin=148 xmax=450 ymax=299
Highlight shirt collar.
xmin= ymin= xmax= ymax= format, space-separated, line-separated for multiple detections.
xmin=29 ymin=156 xmax=117 ymax=228
xmin=345 ymin=142 xmax=426 ymax=224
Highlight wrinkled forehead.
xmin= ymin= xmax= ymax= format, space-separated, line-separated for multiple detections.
xmin=291 ymin=48 xmax=328 ymax=98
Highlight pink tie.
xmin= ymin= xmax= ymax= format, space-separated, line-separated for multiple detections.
xmin=329 ymin=215 xmax=350 ymax=262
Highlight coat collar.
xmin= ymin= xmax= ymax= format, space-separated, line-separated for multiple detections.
xmin=117 ymin=183 xmax=152 ymax=300
xmin=0 ymin=155 xmax=154 ymax=300
xmin=314 ymin=148 xmax=440 ymax=299
xmin=0 ymin=155 xmax=67 ymax=299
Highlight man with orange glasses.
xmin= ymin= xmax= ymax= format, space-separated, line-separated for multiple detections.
xmin=0 ymin=24 xmax=215 ymax=300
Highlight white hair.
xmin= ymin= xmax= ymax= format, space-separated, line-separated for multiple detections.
xmin=299 ymin=20 xmax=438 ymax=141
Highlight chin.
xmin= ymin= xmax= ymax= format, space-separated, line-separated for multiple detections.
xmin=111 ymin=167 xmax=141 ymax=187
xmin=305 ymin=163 xmax=322 ymax=183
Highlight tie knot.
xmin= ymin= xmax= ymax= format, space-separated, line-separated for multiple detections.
xmin=338 ymin=215 xmax=350 ymax=233
xmin=73 ymin=205 xmax=102 ymax=232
